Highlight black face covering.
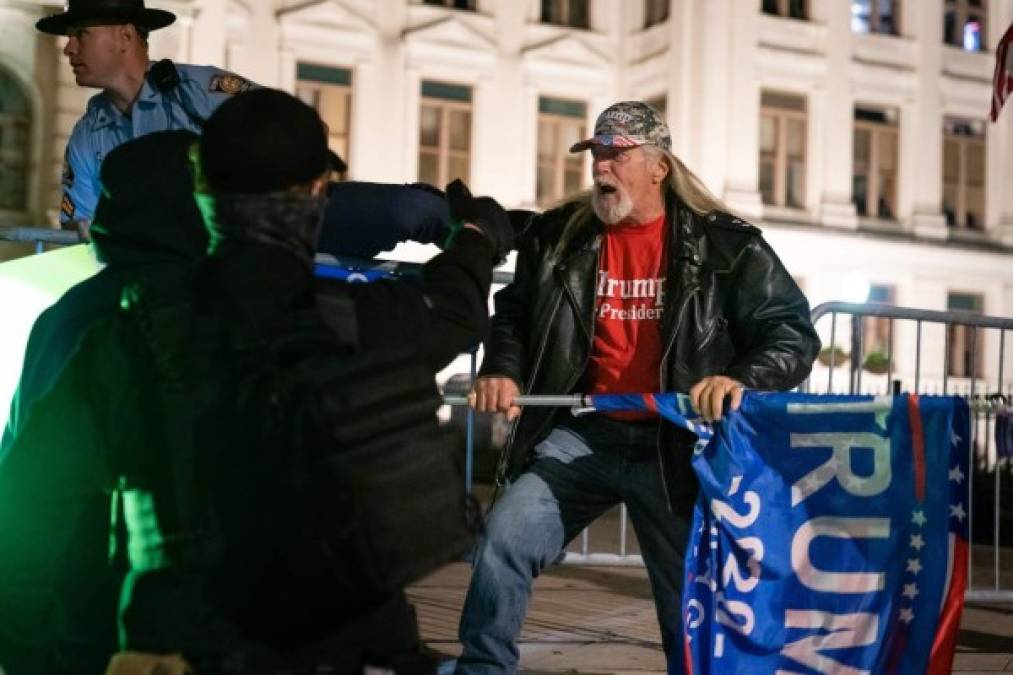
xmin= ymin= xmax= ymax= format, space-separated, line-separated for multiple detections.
xmin=210 ymin=191 xmax=327 ymax=270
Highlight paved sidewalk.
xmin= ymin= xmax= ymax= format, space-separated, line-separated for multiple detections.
xmin=408 ymin=563 xmax=1013 ymax=674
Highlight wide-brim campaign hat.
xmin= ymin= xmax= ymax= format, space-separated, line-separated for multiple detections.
xmin=36 ymin=0 xmax=176 ymax=36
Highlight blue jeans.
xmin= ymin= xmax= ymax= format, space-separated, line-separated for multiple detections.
xmin=455 ymin=414 xmax=691 ymax=675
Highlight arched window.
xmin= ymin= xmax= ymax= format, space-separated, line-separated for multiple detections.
xmin=0 ymin=69 xmax=30 ymax=212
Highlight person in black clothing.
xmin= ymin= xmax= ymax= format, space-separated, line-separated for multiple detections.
xmin=0 ymin=130 xmax=207 ymax=462
xmin=0 ymin=89 xmax=511 ymax=675
xmin=0 ymin=129 xmax=207 ymax=675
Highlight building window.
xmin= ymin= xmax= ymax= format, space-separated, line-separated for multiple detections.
xmin=947 ymin=292 xmax=984 ymax=379
xmin=853 ymin=108 xmax=898 ymax=220
xmin=759 ymin=92 xmax=807 ymax=209
xmin=645 ymin=95 xmax=667 ymax=118
xmin=423 ymin=0 xmax=476 ymax=9
xmin=295 ymin=63 xmax=351 ymax=179
xmin=0 ymin=68 xmax=30 ymax=212
xmin=418 ymin=81 xmax=472 ymax=187
xmin=851 ymin=0 xmax=899 ymax=35
xmin=762 ymin=0 xmax=807 ymax=20
xmin=862 ymin=285 xmax=895 ymax=369
xmin=541 ymin=0 xmax=589 ymax=28
xmin=537 ymin=97 xmax=586 ymax=207
xmin=942 ymin=119 xmax=985 ymax=230
xmin=644 ymin=0 xmax=669 ymax=28
xmin=944 ymin=0 xmax=986 ymax=52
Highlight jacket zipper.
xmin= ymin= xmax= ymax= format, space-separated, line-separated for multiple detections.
xmin=494 ymin=288 xmax=564 ymax=486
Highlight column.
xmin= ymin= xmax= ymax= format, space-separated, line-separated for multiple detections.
xmin=470 ymin=1 xmax=526 ymax=202
xmin=908 ymin=0 xmax=947 ymax=238
xmin=692 ymin=0 xmax=732 ymax=198
xmin=818 ymin=0 xmax=857 ymax=229
xmin=722 ymin=0 xmax=763 ymax=219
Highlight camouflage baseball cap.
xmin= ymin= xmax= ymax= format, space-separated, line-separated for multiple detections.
xmin=570 ymin=101 xmax=671 ymax=153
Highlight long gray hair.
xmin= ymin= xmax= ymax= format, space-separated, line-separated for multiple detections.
xmin=553 ymin=145 xmax=729 ymax=254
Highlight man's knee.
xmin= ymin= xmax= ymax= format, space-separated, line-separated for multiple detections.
xmin=475 ymin=478 xmax=564 ymax=575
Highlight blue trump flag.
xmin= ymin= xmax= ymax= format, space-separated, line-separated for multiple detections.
xmin=590 ymin=392 xmax=970 ymax=675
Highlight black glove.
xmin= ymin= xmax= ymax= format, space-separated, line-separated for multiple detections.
xmin=445 ymin=179 xmax=513 ymax=264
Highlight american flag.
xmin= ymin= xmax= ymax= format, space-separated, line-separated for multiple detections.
xmin=990 ymin=23 xmax=1013 ymax=122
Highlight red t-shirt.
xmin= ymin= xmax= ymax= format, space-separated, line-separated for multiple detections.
xmin=585 ymin=212 xmax=668 ymax=420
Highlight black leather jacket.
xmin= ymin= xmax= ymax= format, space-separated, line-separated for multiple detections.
xmin=480 ymin=195 xmax=820 ymax=511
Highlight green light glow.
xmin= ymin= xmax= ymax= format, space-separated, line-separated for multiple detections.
xmin=0 ymin=245 xmax=101 ymax=434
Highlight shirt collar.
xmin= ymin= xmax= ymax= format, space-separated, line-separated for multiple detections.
xmin=88 ymin=94 xmax=120 ymax=131
xmin=88 ymin=70 xmax=160 ymax=131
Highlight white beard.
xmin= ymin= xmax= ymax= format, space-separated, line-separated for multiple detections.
xmin=591 ymin=185 xmax=633 ymax=225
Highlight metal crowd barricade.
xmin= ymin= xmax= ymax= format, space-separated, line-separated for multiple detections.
xmin=804 ymin=301 xmax=1013 ymax=603
xmin=10 ymin=225 xmax=1012 ymax=601
xmin=0 ymin=226 xmax=81 ymax=253
xmin=456 ymin=299 xmax=1013 ymax=590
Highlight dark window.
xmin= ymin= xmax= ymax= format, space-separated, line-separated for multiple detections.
xmin=763 ymin=0 xmax=807 ymax=20
xmin=541 ymin=0 xmax=589 ymax=28
xmin=0 ymin=68 xmax=31 ymax=211
xmin=537 ymin=97 xmax=587 ymax=206
xmin=943 ymin=0 xmax=986 ymax=52
xmin=295 ymin=64 xmax=352 ymax=179
xmin=862 ymin=285 xmax=896 ymax=371
xmin=946 ymin=293 xmax=985 ymax=378
xmin=423 ymin=0 xmax=476 ymax=9
xmin=852 ymin=0 xmax=899 ymax=35
xmin=644 ymin=0 xmax=669 ymax=28
xmin=852 ymin=107 xmax=899 ymax=220
xmin=418 ymin=81 xmax=473 ymax=187
xmin=760 ymin=92 xmax=807 ymax=209
xmin=942 ymin=118 xmax=986 ymax=230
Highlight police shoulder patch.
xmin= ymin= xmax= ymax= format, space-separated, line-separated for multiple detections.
xmin=61 ymin=193 xmax=76 ymax=218
xmin=62 ymin=161 xmax=75 ymax=187
xmin=209 ymin=72 xmax=253 ymax=96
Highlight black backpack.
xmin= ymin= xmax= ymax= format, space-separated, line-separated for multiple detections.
xmin=122 ymin=283 xmax=479 ymax=648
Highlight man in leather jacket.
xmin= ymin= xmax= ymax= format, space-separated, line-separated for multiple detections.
xmin=456 ymin=101 xmax=820 ymax=673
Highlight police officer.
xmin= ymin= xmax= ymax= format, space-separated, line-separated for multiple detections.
xmin=36 ymin=0 xmax=255 ymax=230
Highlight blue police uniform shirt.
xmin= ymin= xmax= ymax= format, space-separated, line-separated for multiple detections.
xmin=60 ymin=63 xmax=254 ymax=225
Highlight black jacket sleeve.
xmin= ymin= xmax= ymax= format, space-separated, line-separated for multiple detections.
xmin=319 ymin=229 xmax=495 ymax=371
xmin=317 ymin=182 xmax=450 ymax=259
xmin=722 ymin=237 xmax=821 ymax=390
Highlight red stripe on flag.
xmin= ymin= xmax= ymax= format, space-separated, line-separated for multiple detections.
xmin=928 ymin=536 xmax=969 ymax=675
xmin=642 ymin=393 xmax=659 ymax=414
xmin=991 ymin=23 xmax=1013 ymax=122
xmin=883 ymin=625 xmax=909 ymax=674
xmin=908 ymin=394 xmax=927 ymax=503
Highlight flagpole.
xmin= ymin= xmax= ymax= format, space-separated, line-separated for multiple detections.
xmin=442 ymin=394 xmax=590 ymax=407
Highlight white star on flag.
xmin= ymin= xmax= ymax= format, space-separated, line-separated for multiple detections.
xmin=907 ymin=558 xmax=923 ymax=574
xmin=912 ymin=510 xmax=927 ymax=526
xmin=899 ymin=607 xmax=915 ymax=624
xmin=902 ymin=583 xmax=920 ymax=599
xmin=910 ymin=534 xmax=925 ymax=551
xmin=951 ymin=430 xmax=961 ymax=446
xmin=949 ymin=465 xmax=965 ymax=483
xmin=950 ymin=503 xmax=967 ymax=522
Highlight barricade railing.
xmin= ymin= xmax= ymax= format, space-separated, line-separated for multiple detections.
xmin=0 ymin=226 xmax=81 ymax=254
xmin=454 ymin=300 xmax=1013 ymax=598
xmin=9 ymin=229 xmax=1011 ymax=601
xmin=805 ymin=302 xmax=1013 ymax=603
